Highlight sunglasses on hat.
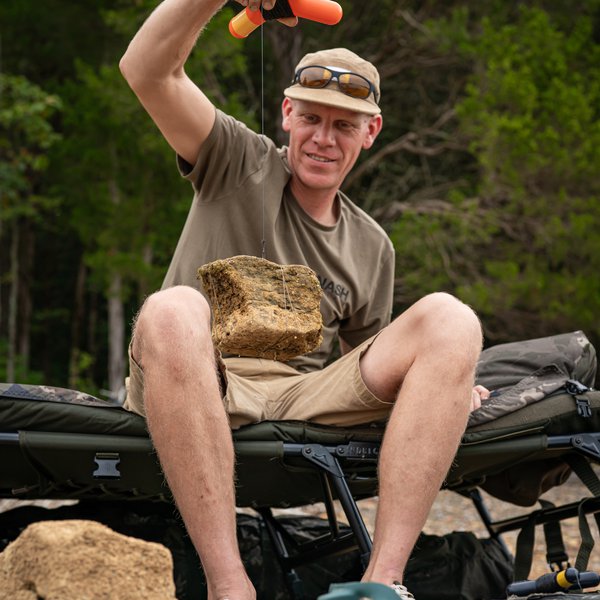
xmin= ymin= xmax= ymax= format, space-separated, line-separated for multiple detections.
xmin=292 ymin=65 xmax=379 ymax=102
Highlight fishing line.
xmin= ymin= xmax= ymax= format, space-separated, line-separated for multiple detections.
xmin=260 ymin=10 xmax=267 ymax=260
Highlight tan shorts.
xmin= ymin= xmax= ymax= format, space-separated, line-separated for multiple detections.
xmin=124 ymin=335 xmax=393 ymax=429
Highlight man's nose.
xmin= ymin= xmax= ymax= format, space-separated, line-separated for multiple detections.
xmin=312 ymin=122 xmax=335 ymax=145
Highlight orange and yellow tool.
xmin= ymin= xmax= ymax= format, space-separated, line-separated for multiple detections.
xmin=229 ymin=0 xmax=343 ymax=38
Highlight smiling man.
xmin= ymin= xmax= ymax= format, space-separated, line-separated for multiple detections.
xmin=120 ymin=2 xmax=487 ymax=599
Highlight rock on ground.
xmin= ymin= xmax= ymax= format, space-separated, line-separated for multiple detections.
xmin=0 ymin=519 xmax=176 ymax=600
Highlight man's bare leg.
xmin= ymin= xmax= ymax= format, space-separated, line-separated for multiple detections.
xmin=132 ymin=285 xmax=255 ymax=600
xmin=360 ymin=292 xmax=483 ymax=586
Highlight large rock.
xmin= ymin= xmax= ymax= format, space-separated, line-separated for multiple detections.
xmin=198 ymin=255 xmax=323 ymax=361
xmin=0 ymin=520 xmax=177 ymax=600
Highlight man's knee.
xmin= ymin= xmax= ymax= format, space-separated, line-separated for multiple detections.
xmin=413 ymin=292 xmax=482 ymax=354
xmin=133 ymin=286 xmax=212 ymax=359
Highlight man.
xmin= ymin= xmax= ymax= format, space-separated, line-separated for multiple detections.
xmin=120 ymin=1 xmax=488 ymax=598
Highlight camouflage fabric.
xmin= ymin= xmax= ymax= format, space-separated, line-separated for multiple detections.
xmin=469 ymin=331 xmax=597 ymax=427
xmin=0 ymin=383 xmax=117 ymax=408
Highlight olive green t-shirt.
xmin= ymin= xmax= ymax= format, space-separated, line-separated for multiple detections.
xmin=162 ymin=110 xmax=395 ymax=372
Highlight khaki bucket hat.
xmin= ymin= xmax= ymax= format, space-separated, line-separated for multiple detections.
xmin=284 ymin=48 xmax=381 ymax=115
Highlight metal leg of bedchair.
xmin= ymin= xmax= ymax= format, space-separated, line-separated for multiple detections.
xmin=325 ymin=471 xmax=372 ymax=569
xmin=257 ymin=473 xmax=363 ymax=600
xmin=295 ymin=443 xmax=373 ymax=568
xmin=257 ymin=507 xmax=306 ymax=600
xmin=320 ymin=471 xmax=341 ymax=539
xmin=469 ymin=489 xmax=513 ymax=560
xmin=256 ymin=440 xmax=374 ymax=594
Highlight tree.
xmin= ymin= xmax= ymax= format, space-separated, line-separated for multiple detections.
xmin=390 ymin=5 xmax=600 ymax=352
xmin=2 ymin=0 xmax=599 ymax=391
xmin=0 ymin=74 xmax=62 ymax=382
xmin=46 ymin=6 xmax=258 ymax=396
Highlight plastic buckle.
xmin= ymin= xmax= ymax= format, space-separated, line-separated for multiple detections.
xmin=565 ymin=380 xmax=592 ymax=418
xmin=565 ymin=379 xmax=590 ymax=396
xmin=93 ymin=452 xmax=121 ymax=479
xmin=576 ymin=397 xmax=592 ymax=418
xmin=547 ymin=558 xmax=570 ymax=573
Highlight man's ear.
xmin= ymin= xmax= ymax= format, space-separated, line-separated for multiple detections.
xmin=362 ymin=114 xmax=383 ymax=150
xmin=281 ymin=97 xmax=293 ymax=132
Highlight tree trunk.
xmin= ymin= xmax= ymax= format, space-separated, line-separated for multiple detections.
xmin=88 ymin=289 xmax=98 ymax=374
xmin=7 ymin=220 xmax=19 ymax=382
xmin=0 ymin=217 xmax=4 ymax=335
xmin=107 ymin=141 xmax=125 ymax=399
xmin=107 ymin=272 xmax=125 ymax=398
xmin=139 ymin=242 xmax=153 ymax=301
xmin=18 ymin=219 xmax=34 ymax=375
xmin=69 ymin=257 xmax=87 ymax=389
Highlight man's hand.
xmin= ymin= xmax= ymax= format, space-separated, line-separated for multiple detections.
xmin=470 ymin=385 xmax=490 ymax=412
xmin=235 ymin=0 xmax=298 ymax=26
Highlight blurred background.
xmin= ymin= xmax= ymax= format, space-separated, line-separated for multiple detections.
xmin=1 ymin=0 xmax=599 ymax=399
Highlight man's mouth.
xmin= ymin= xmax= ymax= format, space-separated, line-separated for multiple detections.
xmin=307 ymin=153 xmax=334 ymax=163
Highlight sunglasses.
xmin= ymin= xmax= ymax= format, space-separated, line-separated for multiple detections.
xmin=292 ymin=65 xmax=379 ymax=102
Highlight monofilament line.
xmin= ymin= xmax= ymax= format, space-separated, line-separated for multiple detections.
xmin=259 ymin=13 xmax=267 ymax=260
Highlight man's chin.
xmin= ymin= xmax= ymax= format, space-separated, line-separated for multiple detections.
xmin=299 ymin=171 xmax=342 ymax=192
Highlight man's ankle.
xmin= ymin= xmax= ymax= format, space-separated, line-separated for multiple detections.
xmin=208 ymin=572 xmax=256 ymax=600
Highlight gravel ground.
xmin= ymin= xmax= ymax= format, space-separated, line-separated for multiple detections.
xmin=1 ymin=473 xmax=599 ymax=582
xmin=285 ymin=472 xmax=600 ymax=579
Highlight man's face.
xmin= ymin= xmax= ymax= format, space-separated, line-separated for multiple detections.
xmin=281 ymin=98 xmax=382 ymax=196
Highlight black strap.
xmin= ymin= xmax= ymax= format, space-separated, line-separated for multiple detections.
xmin=575 ymin=498 xmax=596 ymax=572
xmin=566 ymin=453 xmax=600 ymax=497
xmin=514 ymin=514 xmax=537 ymax=581
xmin=514 ymin=501 xmax=571 ymax=581
xmin=564 ymin=454 xmax=600 ymax=572
xmin=540 ymin=500 xmax=570 ymax=570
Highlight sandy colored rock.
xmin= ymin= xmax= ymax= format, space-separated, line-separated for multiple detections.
xmin=0 ymin=520 xmax=176 ymax=600
xmin=198 ymin=255 xmax=323 ymax=361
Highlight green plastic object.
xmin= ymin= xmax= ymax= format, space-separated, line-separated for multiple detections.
xmin=318 ymin=582 xmax=400 ymax=599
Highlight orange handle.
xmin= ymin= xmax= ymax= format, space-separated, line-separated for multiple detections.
xmin=289 ymin=0 xmax=342 ymax=25
xmin=229 ymin=0 xmax=342 ymax=38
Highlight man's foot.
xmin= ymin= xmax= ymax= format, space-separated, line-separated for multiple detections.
xmin=390 ymin=582 xmax=414 ymax=599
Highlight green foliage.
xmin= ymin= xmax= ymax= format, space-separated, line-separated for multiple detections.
xmin=457 ymin=8 xmax=600 ymax=197
xmin=69 ymin=350 xmax=102 ymax=397
xmin=0 ymin=74 xmax=62 ymax=219
xmin=187 ymin=9 xmax=260 ymax=129
xmin=50 ymin=59 xmax=188 ymax=297
xmin=392 ymin=4 xmax=600 ymax=346
xmin=0 ymin=339 xmax=45 ymax=385
xmin=2 ymin=0 xmax=600 ymax=388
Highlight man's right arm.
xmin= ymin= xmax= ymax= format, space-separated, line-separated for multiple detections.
xmin=119 ymin=0 xmax=226 ymax=166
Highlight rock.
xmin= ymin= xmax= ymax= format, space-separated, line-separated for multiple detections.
xmin=0 ymin=520 xmax=176 ymax=600
xmin=198 ymin=255 xmax=323 ymax=361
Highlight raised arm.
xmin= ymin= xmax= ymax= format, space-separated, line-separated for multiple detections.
xmin=120 ymin=0 xmax=294 ymax=166
xmin=119 ymin=0 xmax=225 ymax=166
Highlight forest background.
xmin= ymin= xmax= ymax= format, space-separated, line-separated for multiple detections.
xmin=1 ymin=0 xmax=599 ymax=399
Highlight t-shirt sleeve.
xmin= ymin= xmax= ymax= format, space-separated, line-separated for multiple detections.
xmin=176 ymin=110 xmax=273 ymax=202
xmin=339 ymin=249 xmax=395 ymax=348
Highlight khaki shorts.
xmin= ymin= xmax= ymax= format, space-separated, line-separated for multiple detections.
xmin=124 ymin=335 xmax=393 ymax=429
